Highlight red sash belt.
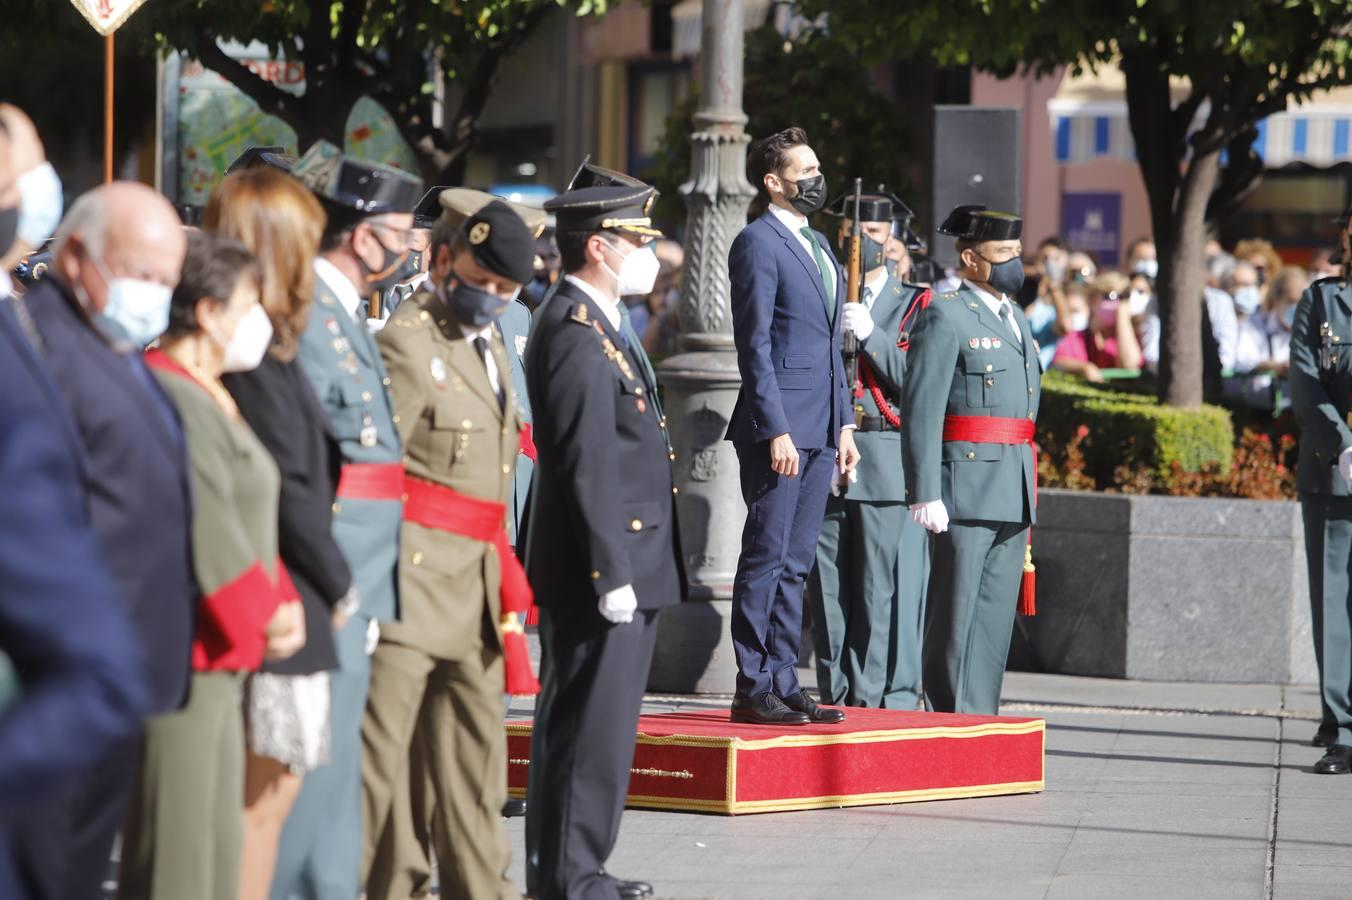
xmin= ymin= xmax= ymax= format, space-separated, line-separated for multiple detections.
xmin=940 ymin=415 xmax=1039 ymax=616
xmin=401 ymin=476 xmax=540 ymax=695
xmin=337 ymin=463 xmax=406 ymax=501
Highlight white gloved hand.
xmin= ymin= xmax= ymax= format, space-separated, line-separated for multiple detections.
xmin=829 ymin=455 xmax=859 ymax=497
xmin=1339 ymin=447 xmax=1352 ymax=490
xmin=598 ymin=584 xmax=638 ymax=624
xmin=909 ymin=499 xmax=950 ymax=534
xmin=842 ymin=302 xmax=875 ymax=341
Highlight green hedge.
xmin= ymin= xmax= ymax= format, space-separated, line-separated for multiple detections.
xmin=1037 ymin=371 xmax=1234 ymax=482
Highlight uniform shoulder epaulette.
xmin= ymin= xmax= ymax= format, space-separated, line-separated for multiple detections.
xmin=939 ymin=291 xmax=959 ymax=301
xmin=1312 ymin=275 xmax=1343 ymax=290
xmin=568 ymin=302 xmax=591 ymax=325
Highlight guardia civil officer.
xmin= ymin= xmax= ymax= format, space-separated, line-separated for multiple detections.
xmin=524 ymin=183 xmax=683 ymax=900
xmin=362 ymin=201 xmax=537 ymax=899
xmin=901 ymin=205 xmax=1041 ymax=716
xmin=806 ymin=189 xmax=931 ymax=709
xmin=272 ymin=141 xmax=423 ymax=900
xmin=1290 ymin=206 xmax=1352 ymax=773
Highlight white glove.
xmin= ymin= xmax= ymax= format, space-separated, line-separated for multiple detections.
xmin=842 ymin=302 xmax=875 ymax=341
xmin=365 ymin=617 xmax=381 ymax=655
xmin=598 ymin=584 xmax=638 ymax=624
xmin=909 ymin=499 xmax=950 ymax=534
xmin=829 ymin=455 xmax=859 ymax=497
xmin=1339 ymin=447 xmax=1352 ymax=490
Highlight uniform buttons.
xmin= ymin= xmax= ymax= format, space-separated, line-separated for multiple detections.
xmin=630 ymin=519 xmax=643 ymax=532
xmin=966 ymin=451 xmax=976 ymax=460
xmin=1028 ymin=387 xmax=1034 ymax=395
xmin=362 ymin=391 xmax=372 ymax=402
xmin=419 ymin=311 xmax=430 ymax=321
xmin=1027 ymin=412 xmax=1035 ymax=421
xmin=462 ymin=419 xmax=473 ymax=429
xmin=985 ymin=364 xmax=993 ymax=373
xmin=332 ymin=502 xmax=342 ymax=514
xmin=383 ymin=377 xmax=392 ymax=387
xmin=412 ymin=551 xmax=424 ymax=565
xmin=672 ymin=487 xmax=680 ymax=495
xmin=502 ymin=464 xmax=511 ymax=474
xmin=392 ymin=415 xmax=401 ymax=424
xmin=591 ymin=570 xmax=601 ymax=580
xmin=669 ymin=451 xmax=677 ymax=462
xmin=636 ymin=387 xmax=645 ymax=396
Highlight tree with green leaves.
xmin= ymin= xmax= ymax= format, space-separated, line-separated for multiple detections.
xmin=650 ymin=24 xmax=915 ymax=233
xmin=134 ymin=0 xmax=606 ymax=184
xmin=796 ymin=0 xmax=1352 ymax=408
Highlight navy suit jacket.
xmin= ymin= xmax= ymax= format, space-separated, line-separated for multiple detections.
xmin=0 ymin=299 xmax=149 ymax=830
xmin=725 ymin=210 xmax=851 ymax=450
xmin=23 ymin=278 xmax=195 ymax=716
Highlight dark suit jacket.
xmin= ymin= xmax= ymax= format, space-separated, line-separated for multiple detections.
xmin=725 ymin=211 xmax=851 ymax=450
xmin=224 ymin=355 xmax=345 ymax=674
xmin=524 ymin=279 xmax=685 ymax=612
xmin=0 ymin=300 xmax=149 ymax=823
xmin=23 ymin=277 xmax=194 ymax=715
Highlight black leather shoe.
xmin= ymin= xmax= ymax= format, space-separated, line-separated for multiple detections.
xmin=501 ymin=798 xmax=527 ymax=818
xmin=617 ymin=879 xmax=654 ymax=898
xmin=781 ymin=688 xmax=846 ymax=724
xmin=730 ymin=692 xmax=810 ymax=726
xmin=1313 ymin=727 xmax=1337 ymax=748
xmin=1314 ymin=744 xmax=1352 ymax=774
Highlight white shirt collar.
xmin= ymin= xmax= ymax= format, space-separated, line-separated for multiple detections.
xmin=0 ymin=271 xmax=12 ymax=300
xmin=864 ymin=268 xmax=889 ymax=306
xmin=770 ymin=203 xmax=809 ymax=233
xmin=564 ymin=274 xmax=622 ymax=330
xmin=963 ymin=278 xmax=1009 ymax=316
xmin=459 ymin=321 xmax=496 ymax=343
xmin=314 ymin=257 xmax=364 ymax=321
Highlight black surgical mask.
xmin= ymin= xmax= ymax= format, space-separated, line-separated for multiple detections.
xmin=976 ymin=253 xmax=1025 ymax=296
xmin=841 ymin=231 xmax=886 ymax=272
xmin=446 ymin=279 xmax=514 ymax=328
xmin=786 ymin=174 xmax=826 ymax=216
xmin=360 ymin=233 xmax=416 ymax=296
xmin=0 ymin=206 xmax=17 ymax=259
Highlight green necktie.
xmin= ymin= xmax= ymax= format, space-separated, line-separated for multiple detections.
xmin=800 ymin=226 xmax=835 ymax=318
xmin=617 ymin=304 xmax=669 ymax=448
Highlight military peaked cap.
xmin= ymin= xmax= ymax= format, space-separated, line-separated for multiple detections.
xmin=938 ymin=204 xmax=1022 ymax=241
xmin=544 ymin=184 xmax=663 ymax=240
xmin=291 ymin=140 xmax=423 ymax=215
xmin=437 ymin=187 xmax=549 ymax=238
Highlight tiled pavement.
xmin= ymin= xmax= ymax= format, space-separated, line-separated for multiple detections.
xmin=503 ymin=673 xmax=1352 ymax=899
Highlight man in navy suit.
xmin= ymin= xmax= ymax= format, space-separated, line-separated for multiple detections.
xmin=726 ymin=126 xmax=859 ymax=726
xmin=11 ymin=181 xmax=194 ymax=900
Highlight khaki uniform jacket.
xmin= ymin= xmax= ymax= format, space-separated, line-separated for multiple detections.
xmin=376 ymin=291 xmax=522 ymax=661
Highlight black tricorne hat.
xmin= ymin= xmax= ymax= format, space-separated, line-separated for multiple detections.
xmin=544 ymin=184 xmax=663 ymax=240
xmin=291 ymin=140 xmax=423 ymax=216
xmin=938 ymin=204 xmax=1022 ymax=241
xmin=824 ymin=188 xmax=913 ymax=225
xmin=463 ymin=200 xmax=536 ymax=285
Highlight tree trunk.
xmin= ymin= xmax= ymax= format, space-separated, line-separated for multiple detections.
xmin=1157 ymin=145 xmax=1220 ymax=409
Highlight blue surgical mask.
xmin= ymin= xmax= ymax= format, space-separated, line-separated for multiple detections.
xmin=16 ymin=162 xmax=63 ymax=248
xmin=1233 ymin=285 xmax=1262 ymax=316
xmin=93 ymin=257 xmax=172 ymax=348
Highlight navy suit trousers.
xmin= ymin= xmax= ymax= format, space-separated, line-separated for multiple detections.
xmin=731 ymin=443 xmax=835 ymax=697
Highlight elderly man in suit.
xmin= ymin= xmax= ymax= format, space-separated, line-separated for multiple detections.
xmin=11 ymin=180 xmax=194 ymax=900
xmin=726 ymin=126 xmax=859 ymax=726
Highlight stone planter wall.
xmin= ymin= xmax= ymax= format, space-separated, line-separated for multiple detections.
xmin=1016 ymin=489 xmax=1317 ymax=684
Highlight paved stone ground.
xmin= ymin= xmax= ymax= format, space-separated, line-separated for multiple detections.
xmin=503 ymin=672 xmax=1352 ymax=899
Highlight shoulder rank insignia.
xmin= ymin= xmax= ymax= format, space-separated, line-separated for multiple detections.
xmin=569 ymin=303 xmax=590 ymax=325
xmin=514 ymin=334 xmax=528 ymax=358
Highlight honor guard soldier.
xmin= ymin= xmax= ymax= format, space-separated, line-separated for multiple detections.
xmin=1291 ymin=206 xmax=1352 ymax=773
xmin=806 ymin=188 xmax=931 ymax=709
xmin=524 ymin=183 xmax=683 ymax=900
xmin=273 ymin=141 xmax=423 ymax=900
xmin=361 ymin=201 xmax=539 ymax=899
xmin=901 ymin=204 xmax=1041 ymax=716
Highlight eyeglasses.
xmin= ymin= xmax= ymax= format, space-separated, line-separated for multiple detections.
xmin=368 ymin=220 xmax=416 ymax=251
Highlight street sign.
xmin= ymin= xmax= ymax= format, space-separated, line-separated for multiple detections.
xmin=69 ymin=0 xmax=151 ymax=36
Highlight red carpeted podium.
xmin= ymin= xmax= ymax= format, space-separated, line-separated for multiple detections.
xmin=506 ymin=707 xmax=1044 ymax=815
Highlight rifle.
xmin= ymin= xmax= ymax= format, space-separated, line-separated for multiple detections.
xmin=841 ymin=178 xmax=864 ymax=496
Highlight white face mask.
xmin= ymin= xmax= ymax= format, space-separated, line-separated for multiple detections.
xmin=216 ymin=304 xmax=274 ymax=373
xmin=1232 ymin=285 xmax=1262 ymax=316
xmin=1128 ymin=289 xmax=1152 ymax=316
xmin=98 ymin=258 xmax=173 ymax=348
xmin=602 ymin=239 xmax=660 ymax=296
xmin=1069 ymin=311 xmax=1090 ymax=332
xmin=17 ymin=162 xmax=63 ymax=248
xmin=1133 ymin=259 xmax=1159 ymax=280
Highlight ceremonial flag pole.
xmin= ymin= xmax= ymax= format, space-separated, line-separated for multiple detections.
xmin=104 ymin=33 xmax=114 ymax=183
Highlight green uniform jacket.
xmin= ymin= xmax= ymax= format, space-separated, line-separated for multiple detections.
xmin=849 ymin=276 xmax=923 ymax=503
xmin=376 ymin=292 xmax=522 ymax=661
xmin=297 ymin=276 xmax=403 ymax=623
xmin=900 ymin=285 xmax=1041 ymax=524
xmin=1291 ymin=276 xmax=1352 ymax=495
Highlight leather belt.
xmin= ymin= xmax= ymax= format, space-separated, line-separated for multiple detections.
xmin=857 ymin=415 xmax=901 ymax=433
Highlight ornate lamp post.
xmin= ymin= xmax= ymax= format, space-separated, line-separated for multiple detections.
xmin=649 ymin=0 xmax=757 ymax=692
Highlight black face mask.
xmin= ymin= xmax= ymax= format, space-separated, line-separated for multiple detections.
xmin=786 ymin=174 xmax=826 ymax=216
xmin=839 ymin=231 xmax=886 ymax=272
xmin=445 ymin=278 xmax=513 ymax=328
xmin=360 ymin=231 xmax=415 ymax=296
xmin=976 ymin=252 xmax=1026 ymax=296
xmin=0 ymin=206 xmax=17 ymax=260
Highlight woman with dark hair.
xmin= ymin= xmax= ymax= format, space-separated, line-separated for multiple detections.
xmin=121 ymin=230 xmax=305 ymax=900
xmin=205 ymin=167 xmax=354 ymax=900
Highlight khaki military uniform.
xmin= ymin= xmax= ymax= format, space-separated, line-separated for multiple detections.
xmin=361 ymin=291 xmax=522 ymax=900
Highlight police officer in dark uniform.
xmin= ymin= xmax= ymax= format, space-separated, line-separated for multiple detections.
xmin=1291 ymin=207 xmax=1352 ymax=773
xmin=524 ymin=183 xmax=684 ymax=900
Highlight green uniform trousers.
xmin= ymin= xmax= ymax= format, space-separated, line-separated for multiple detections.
xmin=924 ymin=519 xmax=1029 ymax=715
xmin=808 ymin=498 xmax=929 ymax=708
xmin=361 ymin=624 xmax=515 ymax=900
xmin=119 ymin=671 xmax=245 ymax=900
xmin=1301 ymin=493 xmax=1352 ymax=742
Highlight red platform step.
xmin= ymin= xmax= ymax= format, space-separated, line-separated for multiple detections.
xmin=507 ymin=707 xmax=1045 ymax=815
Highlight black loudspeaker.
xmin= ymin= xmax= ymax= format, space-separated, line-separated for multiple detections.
xmin=931 ymin=106 xmax=1022 ymax=267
